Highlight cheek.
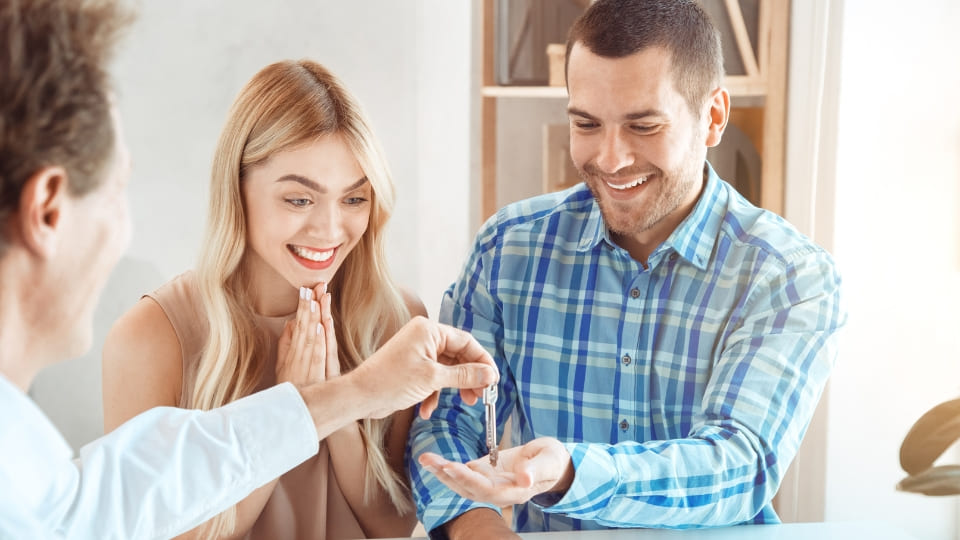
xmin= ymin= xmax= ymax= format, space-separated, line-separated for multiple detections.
xmin=334 ymin=209 xmax=370 ymax=255
xmin=89 ymin=195 xmax=131 ymax=266
xmin=92 ymin=193 xmax=130 ymax=249
xmin=346 ymin=210 xmax=371 ymax=243
xmin=568 ymin=133 xmax=591 ymax=169
xmin=245 ymin=197 xmax=298 ymax=243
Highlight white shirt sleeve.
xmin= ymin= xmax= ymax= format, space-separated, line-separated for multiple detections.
xmin=0 ymin=378 xmax=319 ymax=540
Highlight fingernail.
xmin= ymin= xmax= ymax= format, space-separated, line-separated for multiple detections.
xmin=320 ymin=281 xmax=327 ymax=295
xmin=306 ymin=288 xmax=313 ymax=301
xmin=316 ymin=322 xmax=323 ymax=335
xmin=310 ymin=300 xmax=317 ymax=313
xmin=299 ymin=287 xmax=306 ymax=300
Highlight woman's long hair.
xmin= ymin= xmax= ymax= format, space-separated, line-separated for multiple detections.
xmin=191 ymin=59 xmax=411 ymax=538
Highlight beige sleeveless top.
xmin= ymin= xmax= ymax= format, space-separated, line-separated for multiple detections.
xmin=148 ymin=271 xmax=366 ymax=540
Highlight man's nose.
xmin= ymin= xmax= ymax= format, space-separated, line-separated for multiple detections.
xmin=595 ymin=129 xmax=634 ymax=174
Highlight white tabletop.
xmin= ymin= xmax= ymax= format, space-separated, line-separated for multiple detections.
xmin=393 ymin=521 xmax=917 ymax=540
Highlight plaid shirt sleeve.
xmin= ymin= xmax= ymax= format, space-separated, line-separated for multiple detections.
xmin=534 ymin=246 xmax=843 ymax=527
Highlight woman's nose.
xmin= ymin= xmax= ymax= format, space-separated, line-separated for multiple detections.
xmin=307 ymin=204 xmax=343 ymax=241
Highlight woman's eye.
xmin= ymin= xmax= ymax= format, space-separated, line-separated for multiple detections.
xmin=631 ymin=125 xmax=656 ymax=133
xmin=573 ymin=121 xmax=597 ymax=130
xmin=344 ymin=196 xmax=368 ymax=206
xmin=285 ymin=198 xmax=311 ymax=207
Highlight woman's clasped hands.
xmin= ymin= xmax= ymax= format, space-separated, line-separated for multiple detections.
xmin=276 ymin=282 xmax=339 ymax=386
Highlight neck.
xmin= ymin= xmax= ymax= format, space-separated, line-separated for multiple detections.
xmin=614 ymin=173 xmax=706 ymax=267
xmin=241 ymin=255 xmax=299 ymax=317
xmin=0 ymin=257 xmax=54 ymax=392
xmin=612 ymin=198 xmax=695 ymax=268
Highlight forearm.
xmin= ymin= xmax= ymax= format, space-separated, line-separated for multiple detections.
xmin=547 ymin=430 xmax=774 ymax=528
xmin=298 ymin=373 xmax=376 ymax=438
xmin=58 ymin=384 xmax=318 ymax=539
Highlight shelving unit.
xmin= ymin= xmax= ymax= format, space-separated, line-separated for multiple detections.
xmin=477 ymin=0 xmax=791 ymax=220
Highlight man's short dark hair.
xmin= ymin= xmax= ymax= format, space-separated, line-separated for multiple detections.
xmin=566 ymin=0 xmax=724 ymax=113
xmin=0 ymin=0 xmax=130 ymax=229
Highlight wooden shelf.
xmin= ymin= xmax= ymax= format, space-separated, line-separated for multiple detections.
xmin=482 ymin=75 xmax=766 ymax=106
xmin=481 ymin=86 xmax=567 ymax=98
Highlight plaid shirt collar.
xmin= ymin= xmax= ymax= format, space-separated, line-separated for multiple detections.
xmin=578 ymin=161 xmax=724 ymax=272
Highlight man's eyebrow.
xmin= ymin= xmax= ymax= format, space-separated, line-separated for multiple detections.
xmin=275 ymin=175 xmax=369 ymax=194
xmin=567 ymin=107 xmax=665 ymax=121
xmin=567 ymin=107 xmax=596 ymax=120
xmin=624 ymin=109 xmax=665 ymax=120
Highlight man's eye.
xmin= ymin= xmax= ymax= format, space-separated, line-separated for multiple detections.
xmin=631 ymin=125 xmax=655 ymax=133
xmin=573 ymin=121 xmax=597 ymax=129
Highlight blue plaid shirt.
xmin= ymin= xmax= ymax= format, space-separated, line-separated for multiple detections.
xmin=407 ymin=164 xmax=844 ymax=534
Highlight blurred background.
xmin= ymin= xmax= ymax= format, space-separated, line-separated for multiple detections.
xmin=28 ymin=1 xmax=960 ymax=538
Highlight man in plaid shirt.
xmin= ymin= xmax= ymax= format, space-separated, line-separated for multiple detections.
xmin=407 ymin=0 xmax=845 ymax=538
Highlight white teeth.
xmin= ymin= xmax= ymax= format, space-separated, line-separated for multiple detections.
xmin=606 ymin=176 xmax=648 ymax=190
xmin=291 ymin=245 xmax=334 ymax=262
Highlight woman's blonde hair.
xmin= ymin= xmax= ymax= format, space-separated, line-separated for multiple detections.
xmin=191 ymin=59 xmax=411 ymax=538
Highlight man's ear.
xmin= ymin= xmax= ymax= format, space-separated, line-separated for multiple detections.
xmin=15 ymin=166 xmax=69 ymax=258
xmin=704 ymin=86 xmax=730 ymax=148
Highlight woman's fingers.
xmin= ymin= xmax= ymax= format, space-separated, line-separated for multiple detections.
xmin=318 ymin=285 xmax=338 ymax=378
xmin=293 ymin=287 xmax=313 ymax=373
xmin=312 ymin=306 xmax=326 ymax=381
xmin=275 ymin=319 xmax=295 ymax=377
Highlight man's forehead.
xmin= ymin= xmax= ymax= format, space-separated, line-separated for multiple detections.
xmin=568 ymin=46 xmax=678 ymax=111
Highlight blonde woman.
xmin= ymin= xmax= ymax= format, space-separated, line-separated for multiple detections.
xmin=102 ymin=60 xmax=423 ymax=539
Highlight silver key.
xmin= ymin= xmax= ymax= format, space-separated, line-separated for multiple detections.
xmin=483 ymin=384 xmax=499 ymax=466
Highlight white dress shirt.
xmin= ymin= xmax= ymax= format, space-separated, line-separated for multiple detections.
xmin=0 ymin=373 xmax=319 ymax=539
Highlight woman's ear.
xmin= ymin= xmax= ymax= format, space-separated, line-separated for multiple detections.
xmin=704 ymin=86 xmax=730 ymax=148
xmin=15 ymin=166 xmax=69 ymax=259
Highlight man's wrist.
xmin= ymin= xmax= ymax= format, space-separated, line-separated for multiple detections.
xmin=298 ymin=375 xmax=372 ymax=439
xmin=550 ymin=454 xmax=575 ymax=496
xmin=531 ymin=443 xmax=575 ymax=508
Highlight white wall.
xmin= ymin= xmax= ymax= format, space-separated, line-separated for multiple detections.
xmin=414 ymin=1 xmax=474 ymax=318
xmin=30 ymin=0 xmax=472 ymax=451
xmin=821 ymin=1 xmax=960 ymax=538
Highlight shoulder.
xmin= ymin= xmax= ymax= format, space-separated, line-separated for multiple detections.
xmin=150 ymin=270 xmax=201 ymax=313
xmin=104 ymin=295 xmax=182 ymax=368
xmin=102 ymin=279 xmax=187 ymax=424
xmin=717 ymin=181 xmax=837 ymax=271
xmin=475 ymin=183 xmax=596 ymax=252
xmin=375 ymin=286 xmax=427 ymax=348
xmin=398 ymin=286 xmax=428 ymax=319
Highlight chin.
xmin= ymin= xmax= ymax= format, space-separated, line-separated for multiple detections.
xmin=290 ymin=271 xmax=335 ymax=291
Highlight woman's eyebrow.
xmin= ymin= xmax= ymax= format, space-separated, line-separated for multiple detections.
xmin=275 ymin=175 xmax=368 ymax=194
xmin=276 ymin=174 xmax=322 ymax=192
xmin=342 ymin=176 xmax=369 ymax=193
